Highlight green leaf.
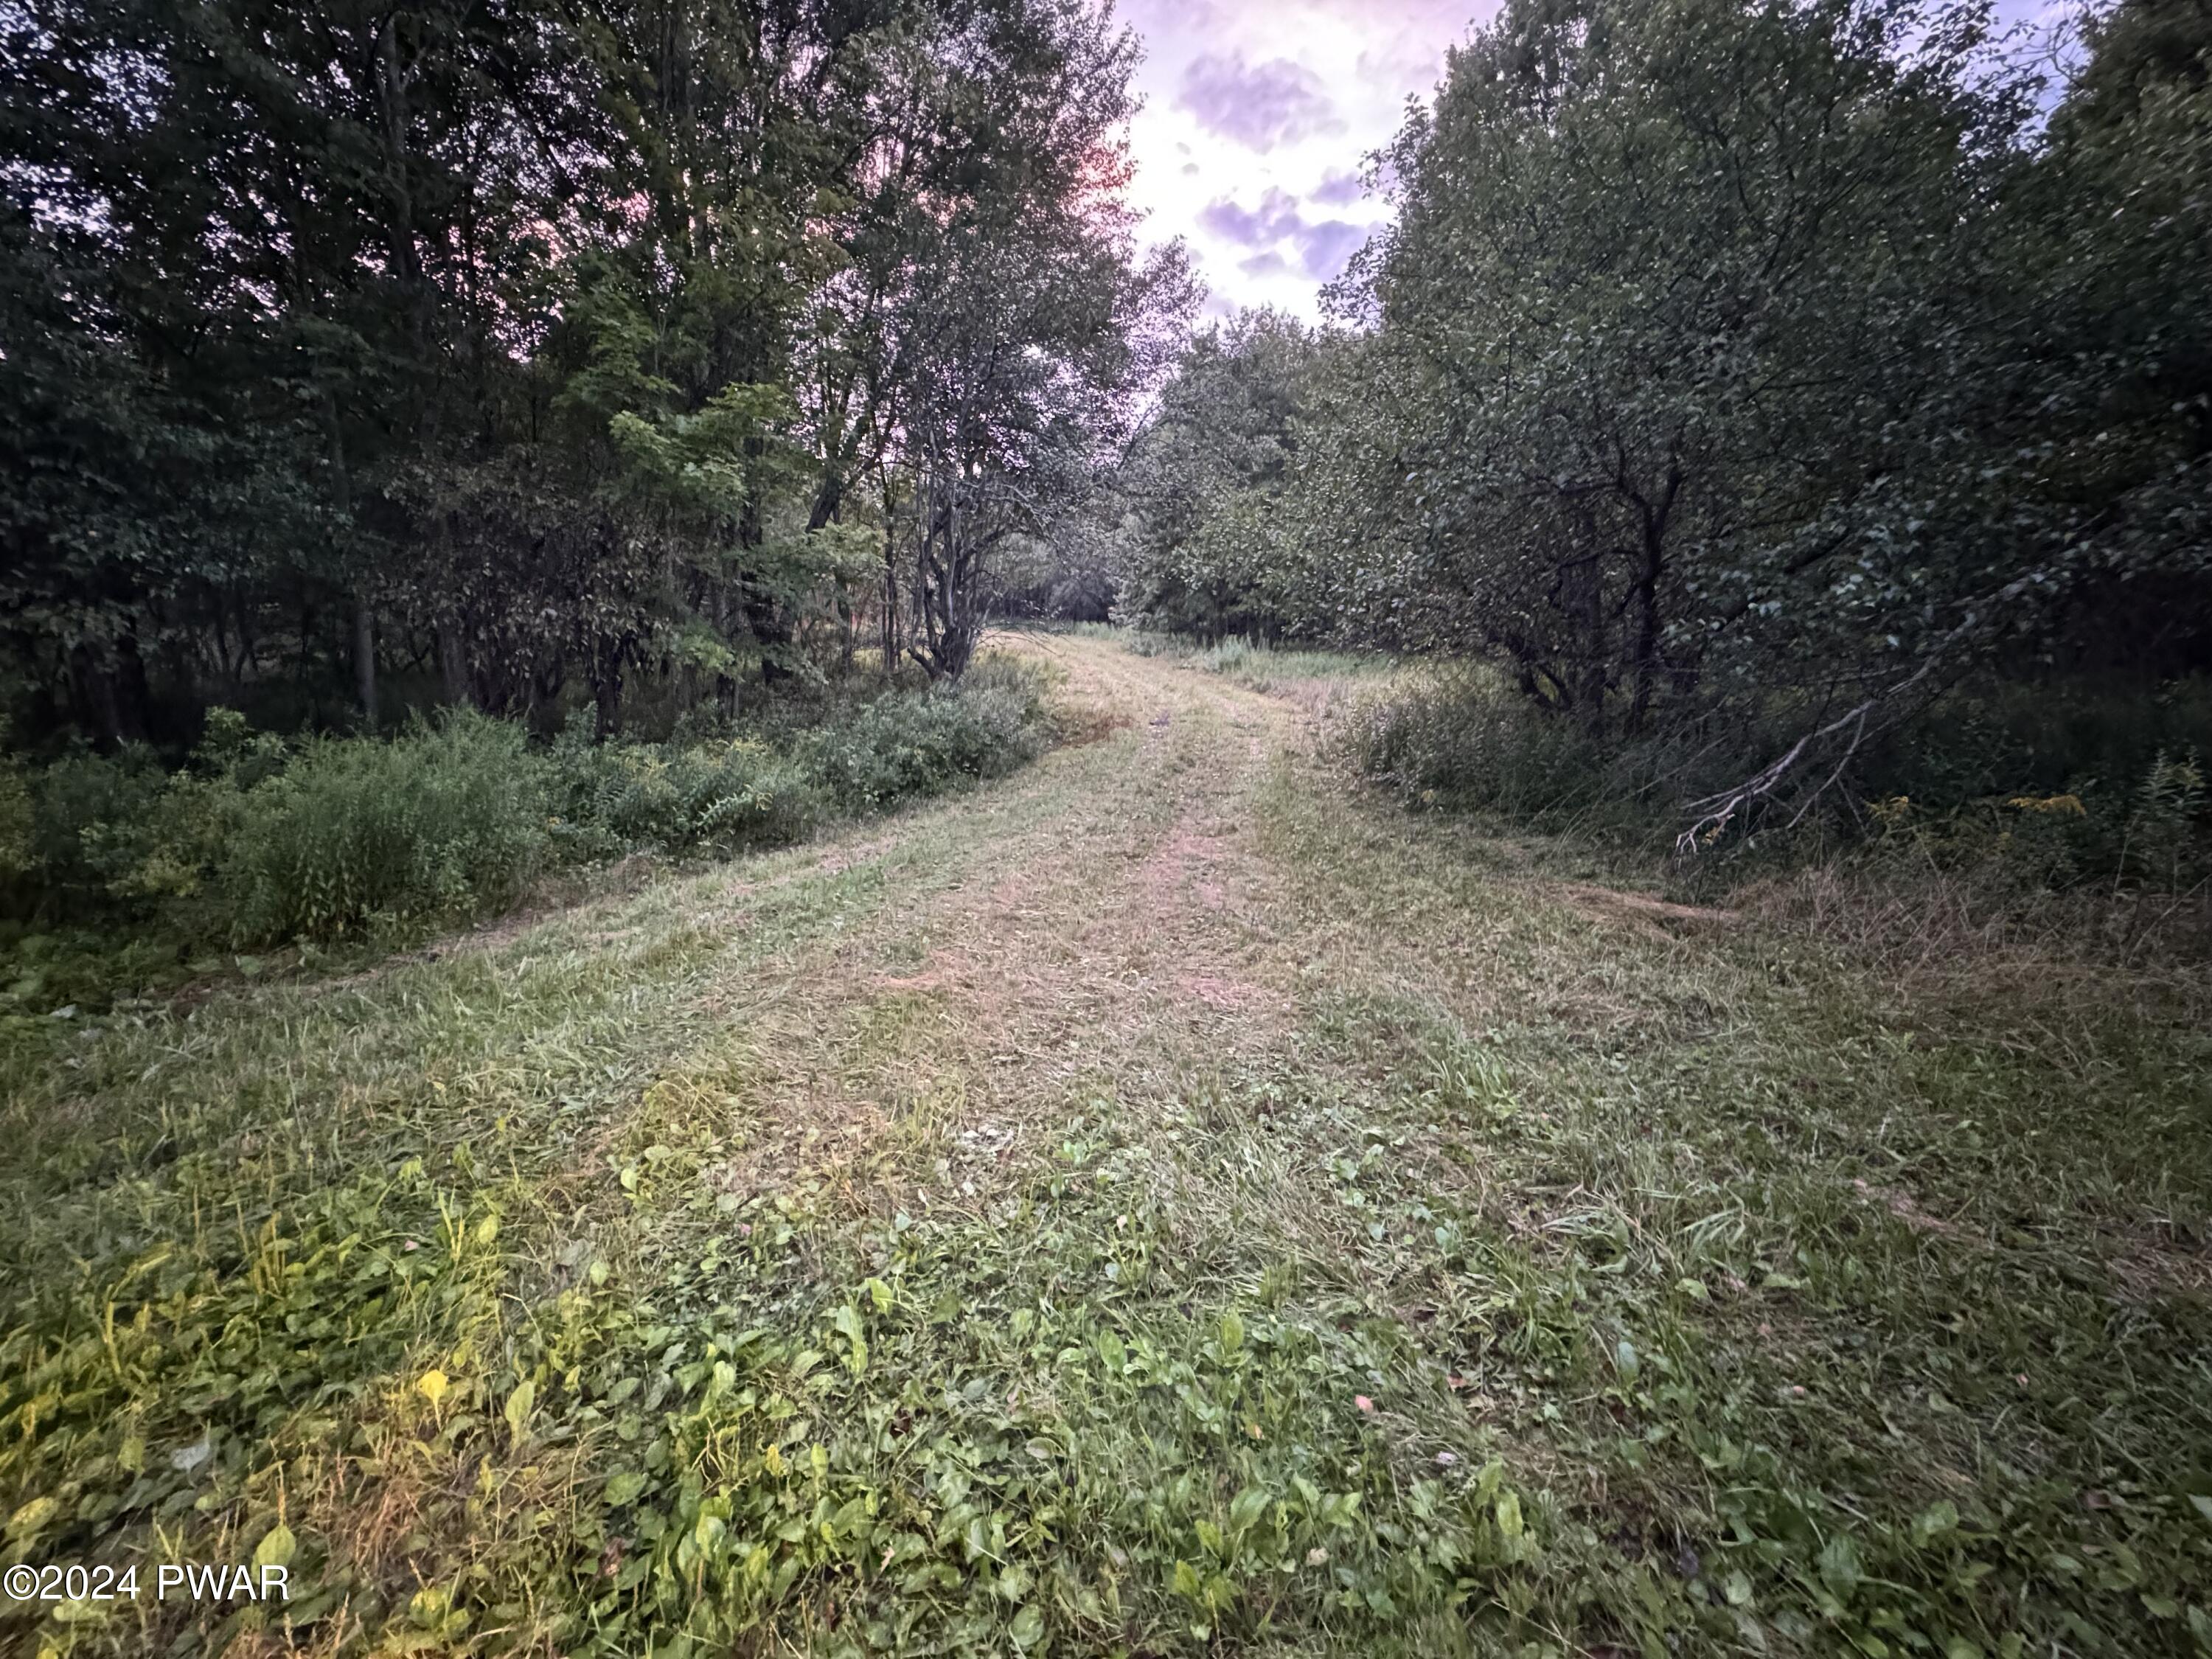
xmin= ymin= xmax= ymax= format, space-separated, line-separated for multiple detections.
xmin=5 ymin=1496 xmax=58 ymax=1540
xmin=1228 ymin=1486 xmax=1271 ymax=1534
xmin=1723 ymin=1570 xmax=1753 ymax=1607
xmin=1613 ymin=1338 xmax=1640 ymax=1382
xmin=1818 ymin=1533 xmax=1862 ymax=1603
xmin=253 ymin=1521 xmax=297 ymax=1572
xmin=1097 ymin=1329 xmax=1127 ymax=1372
xmin=1218 ymin=1310 xmax=1245 ymax=1354
xmin=504 ymin=1378 xmax=536 ymax=1444
xmin=605 ymin=1471 xmax=647 ymax=1507
xmin=1494 ymin=1489 xmax=1523 ymax=1540
xmin=1009 ymin=1603 xmax=1045 ymax=1649
xmin=1910 ymin=1500 xmax=1959 ymax=1546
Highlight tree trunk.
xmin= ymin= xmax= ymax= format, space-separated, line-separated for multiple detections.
xmin=439 ymin=622 xmax=471 ymax=708
xmin=1627 ymin=470 xmax=1680 ymax=736
xmin=590 ymin=639 xmax=625 ymax=740
xmin=353 ymin=599 xmax=378 ymax=729
xmin=68 ymin=641 xmax=125 ymax=750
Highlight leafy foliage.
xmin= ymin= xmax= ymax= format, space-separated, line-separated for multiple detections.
xmin=0 ymin=664 xmax=1052 ymax=987
xmin=1124 ymin=0 xmax=2212 ymax=842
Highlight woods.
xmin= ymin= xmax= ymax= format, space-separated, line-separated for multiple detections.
xmin=2 ymin=0 xmax=1187 ymax=747
xmin=4 ymin=3 xmax=2212 ymax=1657
xmin=1108 ymin=0 xmax=2211 ymax=849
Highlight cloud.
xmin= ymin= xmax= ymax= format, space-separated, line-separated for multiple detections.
xmin=1311 ymin=169 xmax=1364 ymax=207
xmin=1295 ymin=218 xmax=1366 ymax=280
xmin=1196 ymin=187 xmax=1367 ymax=282
xmin=1196 ymin=187 xmax=1306 ymax=248
xmin=1175 ymin=52 xmax=1346 ymax=150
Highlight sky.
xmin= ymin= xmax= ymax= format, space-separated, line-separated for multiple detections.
xmin=1114 ymin=0 xmax=1497 ymax=320
xmin=1110 ymin=0 xmax=2070 ymax=321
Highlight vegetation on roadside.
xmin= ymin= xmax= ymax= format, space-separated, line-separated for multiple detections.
xmin=5 ymin=0 xmax=2211 ymax=1649
xmin=1091 ymin=0 xmax=2211 ymax=861
xmin=0 ymin=658 xmax=1051 ymax=1021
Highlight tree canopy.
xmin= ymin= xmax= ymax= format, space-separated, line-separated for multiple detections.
xmin=1 ymin=0 xmax=1188 ymax=746
xmin=1108 ymin=0 xmax=2210 ymax=830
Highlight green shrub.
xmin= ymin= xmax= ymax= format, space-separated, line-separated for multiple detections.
xmin=801 ymin=671 xmax=1046 ymax=815
xmin=0 ymin=728 xmax=34 ymax=885
xmin=15 ymin=746 xmax=175 ymax=914
xmin=220 ymin=712 xmax=554 ymax=942
xmin=0 ymin=664 xmax=1055 ymax=992
xmin=1354 ymin=666 xmax=2212 ymax=902
xmin=552 ymin=734 xmax=825 ymax=860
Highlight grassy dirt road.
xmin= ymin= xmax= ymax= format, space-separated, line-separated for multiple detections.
xmin=4 ymin=633 xmax=2209 ymax=1659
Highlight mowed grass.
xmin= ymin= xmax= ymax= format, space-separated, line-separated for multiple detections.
xmin=2 ymin=635 xmax=2209 ymax=1659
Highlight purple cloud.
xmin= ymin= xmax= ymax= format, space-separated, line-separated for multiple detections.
xmin=1295 ymin=219 xmax=1366 ymax=280
xmin=1176 ymin=52 xmax=1346 ymax=150
xmin=1196 ymin=187 xmax=1305 ymax=248
xmin=1197 ymin=186 xmax=1368 ymax=283
xmin=1311 ymin=169 xmax=1364 ymax=207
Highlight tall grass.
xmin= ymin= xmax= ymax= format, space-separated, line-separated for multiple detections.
xmin=1347 ymin=667 xmax=2212 ymax=953
xmin=0 ymin=661 xmax=1054 ymax=1006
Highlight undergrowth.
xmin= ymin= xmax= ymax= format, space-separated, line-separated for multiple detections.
xmin=0 ymin=658 xmax=1050 ymax=1020
xmin=1343 ymin=667 xmax=2212 ymax=956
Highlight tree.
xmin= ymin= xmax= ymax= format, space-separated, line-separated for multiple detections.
xmin=1107 ymin=311 xmax=1327 ymax=642
xmin=872 ymin=1 xmax=1194 ymax=678
xmin=0 ymin=0 xmax=1183 ymax=740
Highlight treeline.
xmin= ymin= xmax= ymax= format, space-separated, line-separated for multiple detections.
xmin=1 ymin=0 xmax=1189 ymax=750
xmin=1106 ymin=0 xmax=2211 ymax=841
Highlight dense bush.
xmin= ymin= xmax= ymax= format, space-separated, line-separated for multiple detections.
xmin=0 ymin=663 xmax=1052 ymax=975
xmin=1351 ymin=670 xmax=2212 ymax=900
xmin=549 ymin=733 xmax=825 ymax=862
xmin=220 ymin=715 xmax=555 ymax=942
xmin=1350 ymin=670 xmax=1637 ymax=830
xmin=801 ymin=663 xmax=1048 ymax=814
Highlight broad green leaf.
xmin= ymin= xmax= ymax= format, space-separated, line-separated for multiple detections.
xmin=7 ymin=1495 xmax=58 ymax=1540
xmin=1495 ymin=1489 xmax=1522 ymax=1540
xmin=1818 ymin=1533 xmax=1862 ymax=1602
xmin=504 ymin=1378 xmax=535 ymax=1444
xmin=254 ymin=1521 xmax=297 ymax=1571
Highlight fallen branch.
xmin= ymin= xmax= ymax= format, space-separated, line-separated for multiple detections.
xmin=1674 ymin=589 xmax=2023 ymax=855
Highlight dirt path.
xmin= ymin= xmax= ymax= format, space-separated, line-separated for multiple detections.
xmin=616 ymin=631 xmax=1340 ymax=1221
